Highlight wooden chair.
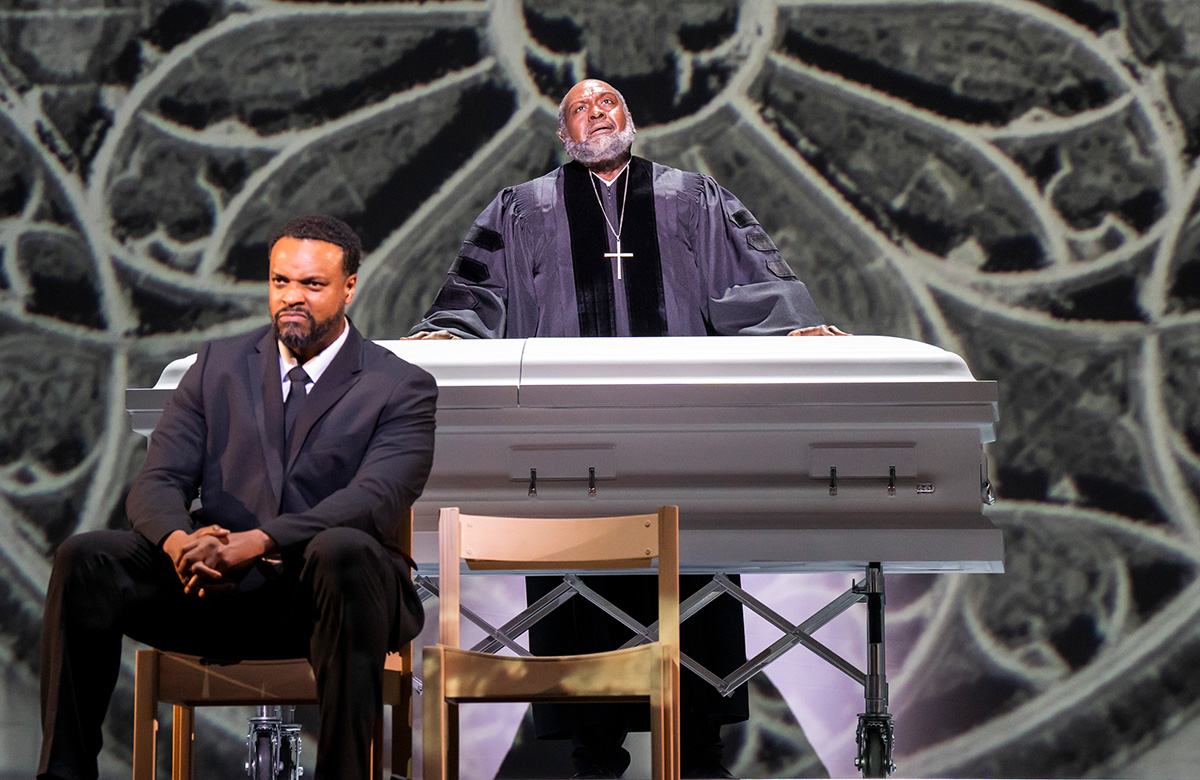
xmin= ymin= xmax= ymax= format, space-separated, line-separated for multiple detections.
xmin=131 ymin=509 xmax=417 ymax=780
xmin=423 ymin=506 xmax=681 ymax=780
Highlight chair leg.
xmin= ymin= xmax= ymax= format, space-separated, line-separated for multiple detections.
xmin=391 ymin=671 xmax=413 ymax=779
xmin=650 ymin=708 xmax=663 ymax=780
xmin=669 ymin=656 xmax=680 ymax=780
xmin=132 ymin=650 xmax=159 ymax=780
xmin=422 ymin=648 xmax=445 ymax=780
xmin=372 ymin=708 xmax=384 ymax=780
xmin=650 ymin=656 xmax=664 ymax=780
xmin=172 ymin=705 xmax=194 ymax=780
xmin=447 ymin=701 xmax=460 ymax=780
xmin=423 ymin=648 xmax=464 ymax=780
xmin=650 ymin=648 xmax=680 ymax=780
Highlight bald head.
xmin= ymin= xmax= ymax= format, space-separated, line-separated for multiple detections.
xmin=558 ymin=79 xmax=636 ymax=172
xmin=558 ymin=80 xmax=633 ymax=138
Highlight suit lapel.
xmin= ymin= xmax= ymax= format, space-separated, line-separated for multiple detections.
xmin=284 ymin=324 xmax=365 ymax=471
xmin=250 ymin=328 xmax=286 ymax=506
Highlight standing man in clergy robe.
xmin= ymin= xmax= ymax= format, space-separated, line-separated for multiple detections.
xmin=409 ymin=79 xmax=846 ymax=778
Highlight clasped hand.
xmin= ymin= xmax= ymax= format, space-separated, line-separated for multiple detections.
xmin=402 ymin=330 xmax=460 ymax=340
xmin=162 ymin=525 xmax=274 ymax=597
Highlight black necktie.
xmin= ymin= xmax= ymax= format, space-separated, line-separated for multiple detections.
xmin=283 ymin=366 xmax=310 ymax=446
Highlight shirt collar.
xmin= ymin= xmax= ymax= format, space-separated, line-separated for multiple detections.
xmin=591 ymin=159 xmax=631 ymax=188
xmin=278 ymin=320 xmax=351 ymax=388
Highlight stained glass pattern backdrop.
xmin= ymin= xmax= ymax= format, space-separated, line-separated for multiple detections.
xmin=3 ymin=0 xmax=1200 ymax=777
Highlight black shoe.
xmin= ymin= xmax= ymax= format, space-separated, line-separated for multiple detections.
xmin=572 ymin=722 xmax=630 ymax=779
xmin=571 ymin=767 xmax=622 ymax=779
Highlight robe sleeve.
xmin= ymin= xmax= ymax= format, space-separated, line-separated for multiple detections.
xmin=692 ymin=175 xmax=826 ymax=335
xmin=408 ymin=191 xmax=515 ymax=339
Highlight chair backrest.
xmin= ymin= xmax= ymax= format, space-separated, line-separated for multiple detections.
xmin=437 ymin=506 xmax=679 ymax=650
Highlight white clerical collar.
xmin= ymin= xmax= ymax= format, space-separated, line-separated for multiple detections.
xmin=278 ymin=320 xmax=351 ymax=393
xmin=591 ymin=159 xmax=631 ymax=188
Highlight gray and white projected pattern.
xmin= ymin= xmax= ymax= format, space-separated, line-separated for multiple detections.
xmin=3 ymin=0 xmax=1200 ymax=777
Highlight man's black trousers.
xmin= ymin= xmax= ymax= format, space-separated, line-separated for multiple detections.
xmin=39 ymin=526 xmax=421 ymax=780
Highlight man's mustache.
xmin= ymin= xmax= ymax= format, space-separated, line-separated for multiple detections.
xmin=275 ymin=306 xmax=314 ymax=325
xmin=588 ymin=120 xmax=614 ymax=136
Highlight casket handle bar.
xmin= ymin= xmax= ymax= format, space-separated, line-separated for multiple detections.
xmin=825 ymin=465 xmax=927 ymax=496
xmin=526 ymin=466 xmax=602 ymax=497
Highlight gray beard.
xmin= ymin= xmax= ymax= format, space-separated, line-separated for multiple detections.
xmin=564 ymin=125 xmax=636 ymax=167
xmin=274 ymin=307 xmax=343 ymax=355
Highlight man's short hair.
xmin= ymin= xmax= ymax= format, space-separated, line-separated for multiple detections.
xmin=558 ymin=84 xmax=636 ymax=137
xmin=269 ymin=215 xmax=363 ymax=276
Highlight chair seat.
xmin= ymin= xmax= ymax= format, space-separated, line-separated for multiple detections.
xmin=143 ymin=652 xmax=319 ymax=706
xmin=433 ymin=643 xmax=667 ymax=703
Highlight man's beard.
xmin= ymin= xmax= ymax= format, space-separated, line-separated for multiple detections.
xmin=564 ymin=124 xmax=635 ymax=167
xmin=273 ymin=305 xmax=343 ymax=354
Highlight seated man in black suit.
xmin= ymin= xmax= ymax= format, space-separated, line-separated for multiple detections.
xmin=38 ymin=215 xmax=437 ymax=780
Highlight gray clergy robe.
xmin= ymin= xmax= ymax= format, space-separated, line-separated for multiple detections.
xmin=409 ymin=157 xmax=826 ymax=338
xmin=412 ymin=157 xmax=829 ymax=738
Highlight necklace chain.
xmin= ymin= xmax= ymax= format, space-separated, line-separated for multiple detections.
xmin=590 ymin=167 xmax=629 ymax=243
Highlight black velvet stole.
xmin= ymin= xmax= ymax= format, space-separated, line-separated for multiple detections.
xmin=563 ymin=158 xmax=667 ymax=336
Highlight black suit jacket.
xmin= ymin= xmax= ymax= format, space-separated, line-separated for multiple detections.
xmin=127 ymin=322 xmax=437 ymax=568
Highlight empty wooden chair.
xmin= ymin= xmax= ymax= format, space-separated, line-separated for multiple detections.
xmin=423 ymin=506 xmax=680 ymax=780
